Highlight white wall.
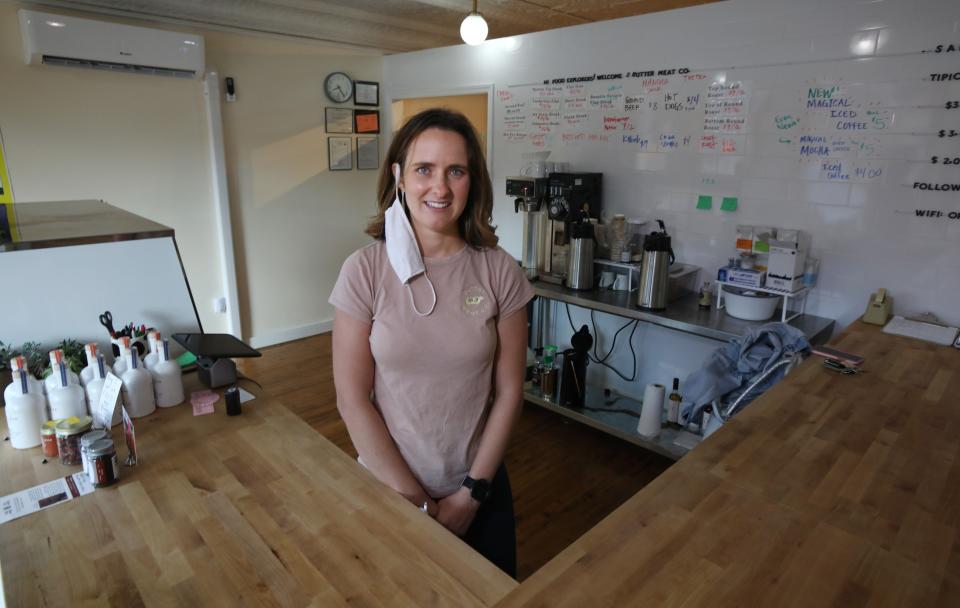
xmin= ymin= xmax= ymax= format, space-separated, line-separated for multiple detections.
xmin=204 ymin=32 xmax=381 ymax=347
xmin=384 ymin=0 xmax=960 ymax=334
xmin=0 ymin=2 xmax=223 ymax=335
xmin=1 ymin=3 xmax=383 ymax=347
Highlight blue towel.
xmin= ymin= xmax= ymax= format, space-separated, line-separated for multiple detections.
xmin=681 ymin=322 xmax=810 ymax=425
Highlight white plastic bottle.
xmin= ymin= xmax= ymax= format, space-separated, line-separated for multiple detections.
xmin=44 ymin=349 xmax=80 ymax=395
xmin=151 ymin=339 xmax=184 ymax=407
xmin=143 ymin=330 xmax=162 ymax=370
xmin=85 ymin=354 xmax=121 ymax=427
xmin=47 ymin=357 xmax=87 ymax=420
xmin=112 ymin=337 xmax=142 ymax=377
xmin=4 ymin=369 xmax=47 ymax=449
xmin=79 ymin=343 xmax=101 ymax=386
xmin=5 ymin=356 xmax=44 ymax=403
xmin=121 ymin=349 xmax=156 ymax=418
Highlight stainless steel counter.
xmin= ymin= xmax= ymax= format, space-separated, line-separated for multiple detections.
xmin=532 ymin=281 xmax=835 ymax=344
xmin=0 ymin=200 xmax=173 ymax=251
xmin=524 ymin=280 xmax=836 ymax=458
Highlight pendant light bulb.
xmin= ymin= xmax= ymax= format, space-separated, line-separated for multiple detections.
xmin=460 ymin=0 xmax=488 ymax=46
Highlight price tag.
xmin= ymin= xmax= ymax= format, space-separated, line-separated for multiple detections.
xmin=95 ymin=372 xmax=122 ymax=429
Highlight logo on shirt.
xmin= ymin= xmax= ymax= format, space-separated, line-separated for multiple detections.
xmin=461 ymin=285 xmax=490 ymax=317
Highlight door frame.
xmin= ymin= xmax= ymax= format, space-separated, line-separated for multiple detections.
xmin=383 ymin=84 xmax=495 ymax=171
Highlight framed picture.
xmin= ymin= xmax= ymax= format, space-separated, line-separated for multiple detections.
xmin=325 ymin=107 xmax=353 ymax=134
xmin=354 ymin=109 xmax=380 ymax=134
xmin=357 ymin=136 xmax=379 ymax=170
xmin=354 ymin=80 xmax=379 ymax=106
xmin=328 ymin=137 xmax=352 ymax=171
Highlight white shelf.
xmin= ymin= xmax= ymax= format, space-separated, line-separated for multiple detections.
xmin=715 ymin=280 xmax=811 ymax=323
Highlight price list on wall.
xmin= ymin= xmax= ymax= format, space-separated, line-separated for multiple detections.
xmin=497 ymin=43 xmax=960 ymax=222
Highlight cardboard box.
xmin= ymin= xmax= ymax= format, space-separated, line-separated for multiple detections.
xmin=717 ymin=267 xmax=765 ymax=289
xmin=767 ymin=233 xmax=810 ymax=293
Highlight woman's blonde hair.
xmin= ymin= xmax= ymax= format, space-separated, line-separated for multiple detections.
xmin=365 ymin=108 xmax=498 ymax=249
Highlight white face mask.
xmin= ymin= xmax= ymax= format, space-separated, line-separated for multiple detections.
xmin=385 ymin=163 xmax=437 ymax=316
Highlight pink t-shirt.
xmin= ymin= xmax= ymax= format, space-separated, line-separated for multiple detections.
xmin=329 ymin=241 xmax=534 ymax=497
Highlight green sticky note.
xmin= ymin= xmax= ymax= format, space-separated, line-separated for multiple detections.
xmin=720 ymin=196 xmax=738 ymax=212
xmin=176 ymin=351 xmax=197 ymax=368
xmin=696 ymin=195 xmax=712 ymax=210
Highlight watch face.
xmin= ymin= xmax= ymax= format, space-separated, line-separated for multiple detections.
xmin=325 ymin=72 xmax=353 ymax=103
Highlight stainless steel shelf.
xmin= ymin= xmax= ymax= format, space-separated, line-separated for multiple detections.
xmin=523 ymin=384 xmax=695 ymax=461
xmin=532 ymin=281 xmax=835 ymax=344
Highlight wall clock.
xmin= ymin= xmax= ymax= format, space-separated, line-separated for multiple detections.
xmin=324 ymin=72 xmax=353 ymax=103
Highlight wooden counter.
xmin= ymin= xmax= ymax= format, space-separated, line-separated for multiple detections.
xmin=0 ymin=389 xmax=516 ymax=606
xmin=495 ymin=321 xmax=960 ymax=606
xmin=3 ymin=321 xmax=958 ymax=606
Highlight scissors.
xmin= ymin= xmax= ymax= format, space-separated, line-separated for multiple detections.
xmin=99 ymin=311 xmax=116 ymax=338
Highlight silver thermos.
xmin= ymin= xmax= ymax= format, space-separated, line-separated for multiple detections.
xmin=566 ymin=221 xmax=595 ymax=290
xmin=637 ymin=220 xmax=675 ymax=310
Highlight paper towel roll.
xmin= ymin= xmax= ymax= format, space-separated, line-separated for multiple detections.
xmin=638 ymin=383 xmax=664 ymax=438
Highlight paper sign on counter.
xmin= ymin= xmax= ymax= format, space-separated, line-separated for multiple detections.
xmin=95 ymin=372 xmax=122 ymax=429
xmin=0 ymin=473 xmax=94 ymax=525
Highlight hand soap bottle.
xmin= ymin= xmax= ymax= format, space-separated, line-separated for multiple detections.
xmin=43 ymin=349 xmax=80 ymax=395
xmin=79 ymin=342 xmax=100 ymax=386
xmin=121 ymin=348 xmax=156 ymax=418
xmin=143 ymin=330 xmax=162 ymax=370
xmin=4 ymin=355 xmax=43 ymax=404
xmin=47 ymin=351 xmax=87 ymax=419
xmin=4 ymin=369 xmax=47 ymax=449
xmin=151 ymin=339 xmax=184 ymax=407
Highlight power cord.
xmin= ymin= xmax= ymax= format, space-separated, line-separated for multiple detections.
xmin=564 ymin=303 xmax=639 ymax=382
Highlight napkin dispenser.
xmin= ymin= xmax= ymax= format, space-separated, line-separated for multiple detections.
xmin=863 ymin=288 xmax=893 ymax=325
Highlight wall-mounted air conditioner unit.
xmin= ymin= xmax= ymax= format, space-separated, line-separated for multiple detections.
xmin=19 ymin=9 xmax=205 ymax=78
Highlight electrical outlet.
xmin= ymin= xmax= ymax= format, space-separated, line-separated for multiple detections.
xmin=213 ymin=297 xmax=227 ymax=314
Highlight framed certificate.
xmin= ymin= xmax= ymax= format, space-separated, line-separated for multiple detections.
xmin=325 ymin=107 xmax=353 ymax=134
xmin=354 ymin=109 xmax=380 ymax=134
xmin=357 ymin=136 xmax=379 ymax=170
xmin=354 ymin=81 xmax=379 ymax=106
xmin=328 ymin=137 xmax=352 ymax=171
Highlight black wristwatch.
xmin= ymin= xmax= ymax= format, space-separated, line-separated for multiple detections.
xmin=461 ymin=475 xmax=491 ymax=504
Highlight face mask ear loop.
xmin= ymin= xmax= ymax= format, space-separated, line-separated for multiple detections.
xmin=407 ymin=276 xmax=437 ymax=317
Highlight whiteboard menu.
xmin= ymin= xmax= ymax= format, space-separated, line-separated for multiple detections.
xmin=497 ymin=55 xmax=960 ymax=220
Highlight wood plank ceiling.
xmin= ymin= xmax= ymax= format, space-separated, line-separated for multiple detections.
xmin=30 ymin=0 xmax=721 ymax=53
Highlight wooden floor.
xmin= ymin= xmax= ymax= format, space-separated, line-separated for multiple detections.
xmin=238 ymin=333 xmax=672 ymax=580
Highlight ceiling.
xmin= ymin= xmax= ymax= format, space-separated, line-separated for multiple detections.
xmin=29 ymin=0 xmax=721 ymax=54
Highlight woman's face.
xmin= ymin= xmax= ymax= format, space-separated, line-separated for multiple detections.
xmin=400 ymin=128 xmax=471 ymax=242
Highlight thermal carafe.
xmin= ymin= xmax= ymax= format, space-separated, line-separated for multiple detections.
xmin=565 ymin=221 xmax=595 ymax=290
xmin=637 ymin=220 xmax=675 ymax=310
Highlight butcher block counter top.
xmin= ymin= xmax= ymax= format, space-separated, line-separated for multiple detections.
xmin=0 ymin=388 xmax=515 ymax=606
xmin=2 ymin=320 xmax=958 ymax=606
xmin=495 ymin=320 xmax=960 ymax=607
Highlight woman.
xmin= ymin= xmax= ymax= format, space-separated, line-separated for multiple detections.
xmin=329 ymin=108 xmax=533 ymax=577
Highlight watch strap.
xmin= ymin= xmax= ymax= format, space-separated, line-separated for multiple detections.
xmin=461 ymin=475 xmax=491 ymax=503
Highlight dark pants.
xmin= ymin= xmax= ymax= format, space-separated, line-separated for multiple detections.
xmin=462 ymin=464 xmax=517 ymax=579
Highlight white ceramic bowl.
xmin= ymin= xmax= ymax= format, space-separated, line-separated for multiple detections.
xmin=723 ymin=288 xmax=779 ymax=321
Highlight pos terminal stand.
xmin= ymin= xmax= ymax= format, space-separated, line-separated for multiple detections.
xmin=171 ymin=333 xmax=261 ymax=388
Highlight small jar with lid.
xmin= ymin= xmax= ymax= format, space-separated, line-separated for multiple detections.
xmin=89 ymin=438 xmax=120 ymax=488
xmin=55 ymin=416 xmax=93 ymax=466
xmin=41 ymin=420 xmax=60 ymax=458
xmin=80 ymin=430 xmax=109 ymax=482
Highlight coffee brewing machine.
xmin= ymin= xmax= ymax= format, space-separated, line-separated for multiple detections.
xmin=544 ymin=172 xmax=603 ymax=283
xmin=506 ymin=175 xmax=549 ymax=280
xmin=506 ymin=171 xmax=602 ymax=283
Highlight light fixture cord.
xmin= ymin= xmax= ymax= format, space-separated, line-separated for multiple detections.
xmin=472 ymin=0 xmax=478 ymax=14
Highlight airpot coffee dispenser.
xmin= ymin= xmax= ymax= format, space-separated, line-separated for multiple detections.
xmin=637 ymin=219 xmax=675 ymax=310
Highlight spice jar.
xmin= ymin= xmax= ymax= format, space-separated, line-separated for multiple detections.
xmin=55 ymin=416 xmax=93 ymax=466
xmin=80 ymin=430 xmax=109 ymax=482
xmin=41 ymin=420 xmax=60 ymax=458
xmin=89 ymin=439 xmax=120 ymax=488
